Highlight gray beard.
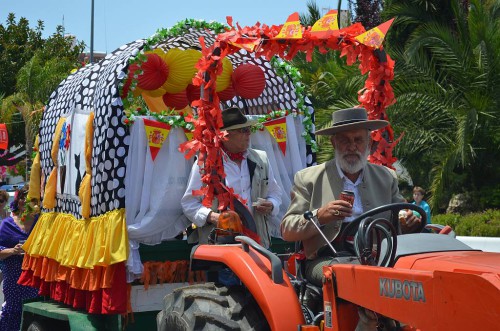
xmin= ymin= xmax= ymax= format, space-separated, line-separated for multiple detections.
xmin=337 ymin=149 xmax=369 ymax=174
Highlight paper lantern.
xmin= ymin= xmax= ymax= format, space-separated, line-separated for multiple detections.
xmin=217 ymin=84 xmax=236 ymax=101
xmin=215 ymin=57 xmax=233 ymax=92
xmin=136 ymin=53 xmax=170 ymax=91
xmin=162 ymin=48 xmax=201 ymax=93
xmin=162 ymin=91 xmax=189 ymax=110
xmin=231 ymin=64 xmax=266 ymax=99
xmin=186 ymin=84 xmax=201 ymax=104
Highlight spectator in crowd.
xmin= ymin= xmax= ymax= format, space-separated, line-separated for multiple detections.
xmin=412 ymin=186 xmax=431 ymax=224
xmin=0 ymin=185 xmax=39 ymax=331
xmin=0 ymin=190 xmax=9 ymax=220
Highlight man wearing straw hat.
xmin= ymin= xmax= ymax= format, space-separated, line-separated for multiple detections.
xmin=182 ymin=107 xmax=282 ymax=249
xmin=281 ymin=108 xmax=421 ymax=283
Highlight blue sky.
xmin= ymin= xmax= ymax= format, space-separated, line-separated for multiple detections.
xmin=2 ymin=0 xmax=345 ymax=53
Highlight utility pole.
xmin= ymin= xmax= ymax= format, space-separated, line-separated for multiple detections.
xmin=90 ymin=0 xmax=94 ymax=63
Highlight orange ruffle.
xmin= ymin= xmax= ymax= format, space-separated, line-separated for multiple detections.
xmin=19 ymin=256 xmax=127 ymax=314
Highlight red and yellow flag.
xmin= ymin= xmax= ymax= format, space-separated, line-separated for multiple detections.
xmin=183 ymin=128 xmax=193 ymax=141
xmin=0 ymin=124 xmax=8 ymax=150
xmin=310 ymin=9 xmax=339 ymax=38
xmin=264 ymin=117 xmax=287 ymax=156
xmin=355 ymin=18 xmax=395 ymax=49
xmin=274 ymin=12 xmax=303 ymax=39
xmin=143 ymin=118 xmax=171 ymax=161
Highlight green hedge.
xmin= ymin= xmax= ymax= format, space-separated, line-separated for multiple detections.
xmin=432 ymin=209 xmax=500 ymax=237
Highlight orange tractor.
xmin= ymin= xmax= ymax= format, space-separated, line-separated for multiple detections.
xmin=157 ymin=203 xmax=500 ymax=330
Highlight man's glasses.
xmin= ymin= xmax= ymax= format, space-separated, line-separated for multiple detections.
xmin=0 ymin=199 xmax=4 ymax=203
xmin=230 ymin=127 xmax=252 ymax=134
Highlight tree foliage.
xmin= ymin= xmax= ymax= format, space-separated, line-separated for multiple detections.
xmin=385 ymin=0 xmax=500 ymax=211
xmin=0 ymin=13 xmax=44 ymax=96
xmin=0 ymin=13 xmax=85 ymax=168
xmin=349 ymin=0 xmax=383 ymax=29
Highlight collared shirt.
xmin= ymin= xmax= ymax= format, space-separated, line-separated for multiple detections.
xmin=335 ymin=159 xmax=364 ymax=222
xmin=182 ymin=150 xmax=281 ymax=227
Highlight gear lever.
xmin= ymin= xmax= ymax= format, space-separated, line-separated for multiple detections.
xmin=303 ymin=211 xmax=337 ymax=255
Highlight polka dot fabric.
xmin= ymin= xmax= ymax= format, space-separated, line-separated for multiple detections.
xmin=39 ymin=41 xmax=144 ymax=217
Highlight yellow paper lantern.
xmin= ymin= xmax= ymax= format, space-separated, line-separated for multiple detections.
xmin=215 ymin=57 xmax=233 ymax=92
xmin=161 ymin=48 xmax=201 ymax=93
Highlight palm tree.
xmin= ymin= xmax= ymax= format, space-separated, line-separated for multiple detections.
xmin=385 ymin=0 xmax=500 ymax=211
xmin=295 ymin=1 xmax=367 ymax=163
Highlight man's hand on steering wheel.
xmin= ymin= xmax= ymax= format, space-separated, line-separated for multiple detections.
xmin=399 ymin=210 xmax=423 ymax=234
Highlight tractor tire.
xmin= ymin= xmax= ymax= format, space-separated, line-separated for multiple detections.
xmin=157 ymin=282 xmax=270 ymax=331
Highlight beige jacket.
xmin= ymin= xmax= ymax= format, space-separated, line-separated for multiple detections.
xmin=281 ymin=159 xmax=404 ymax=259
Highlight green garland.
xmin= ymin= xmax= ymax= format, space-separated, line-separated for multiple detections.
xmin=124 ymin=107 xmax=195 ymax=131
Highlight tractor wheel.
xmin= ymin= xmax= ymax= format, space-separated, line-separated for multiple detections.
xmin=157 ymin=282 xmax=270 ymax=331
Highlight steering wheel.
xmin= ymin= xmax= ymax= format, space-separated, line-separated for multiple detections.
xmin=336 ymin=202 xmax=427 ymax=254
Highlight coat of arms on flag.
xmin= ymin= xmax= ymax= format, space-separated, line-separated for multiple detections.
xmin=143 ymin=118 xmax=171 ymax=161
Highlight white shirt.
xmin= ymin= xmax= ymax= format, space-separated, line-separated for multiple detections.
xmin=181 ymin=150 xmax=282 ymax=227
xmin=336 ymin=159 xmax=364 ymax=222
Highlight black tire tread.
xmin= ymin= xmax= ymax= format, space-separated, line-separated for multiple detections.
xmin=157 ymin=282 xmax=270 ymax=331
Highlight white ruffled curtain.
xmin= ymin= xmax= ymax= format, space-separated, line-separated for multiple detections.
xmin=124 ymin=114 xmax=307 ymax=281
xmin=124 ymin=117 xmax=193 ymax=281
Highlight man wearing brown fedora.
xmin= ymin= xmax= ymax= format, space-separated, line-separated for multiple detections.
xmin=281 ymin=108 xmax=420 ymax=283
xmin=182 ymin=107 xmax=282 ymax=248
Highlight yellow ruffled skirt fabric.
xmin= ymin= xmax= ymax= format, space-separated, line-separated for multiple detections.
xmin=25 ymin=209 xmax=128 ymax=268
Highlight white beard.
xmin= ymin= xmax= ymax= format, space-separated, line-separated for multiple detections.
xmin=337 ymin=148 xmax=370 ymax=174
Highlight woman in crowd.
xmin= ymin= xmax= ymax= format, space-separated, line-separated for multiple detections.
xmin=0 ymin=185 xmax=39 ymax=331
xmin=0 ymin=190 xmax=9 ymax=220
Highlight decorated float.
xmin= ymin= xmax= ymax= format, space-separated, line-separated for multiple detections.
xmin=19 ymin=10 xmax=397 ymax=331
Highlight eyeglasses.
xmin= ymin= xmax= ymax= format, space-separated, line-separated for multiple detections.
xmin=0 ymin=200 xmax=4 ymax=203
xmin=229 ymin=127 xmax=251 ymax=134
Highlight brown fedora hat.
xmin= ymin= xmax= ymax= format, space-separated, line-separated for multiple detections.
xmin=315 ymin=107 xmax=388 ymax=135
xmin=221 ymin=107 xmax=257 ymax=131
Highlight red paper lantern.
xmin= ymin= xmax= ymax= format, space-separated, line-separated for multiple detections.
xmin=162 ymin=91 xmax=189 ymax=110
xmin=231 ymin=64 xmax=266 ymax=99
xmin=137 ymin=53 xmax=170 ymax=91
xmin=217 ymin=84 xmax=236 ymax=101
xmin=186 ymin=84 xmax=201 ymax=104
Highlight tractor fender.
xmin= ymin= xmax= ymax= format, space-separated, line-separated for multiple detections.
xmin=191 ymin=238 xmax=305 ymax=331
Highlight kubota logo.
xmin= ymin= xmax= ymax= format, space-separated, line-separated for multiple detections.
xmin=379 ymin=278 xmax=426 ymax=302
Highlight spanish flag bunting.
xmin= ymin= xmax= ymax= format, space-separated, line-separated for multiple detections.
xmin=0 ymin=124 xmax=8 ymax=150
xmin=310 ymin=9 xmax=339 ymax=38
xmin=143 ymin=118 xmax=171 ymax=161
xmin=274 ymin=12 xmax=303 ymax=39
xmin=228 ymin=37 xmax=261 ymax=52
xmin=183 ymin=128 xmax=193 ymax=141
xmin=354 ymin=18 xmax=395 ymax=49
xmin=263 ymin=117 xmax=287 ymax=156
